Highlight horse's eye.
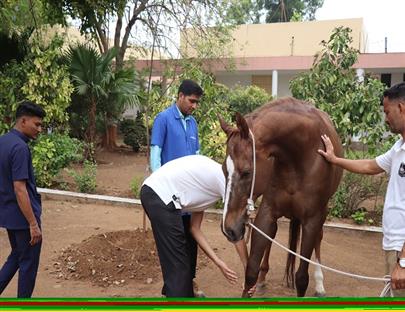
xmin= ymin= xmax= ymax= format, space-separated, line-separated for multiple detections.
xmin=240 ymin=170 xmax=251 ymax=179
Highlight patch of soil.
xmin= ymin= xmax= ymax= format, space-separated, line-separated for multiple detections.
xmin=53 ymin=229 xmax=159 ymax=287
xmin=95 ymin=149 xmax=148 ymax=197
xmin=59 ymin=148 xmax=148 ymax=197
xmin=52 ymin=228 xmax=209 ymax=288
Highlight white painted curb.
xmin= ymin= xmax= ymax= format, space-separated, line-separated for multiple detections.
xmin=38 ymin=188 xmax=141 ymax=205
xmin=37 ymin=188 xmax=382 ymax=234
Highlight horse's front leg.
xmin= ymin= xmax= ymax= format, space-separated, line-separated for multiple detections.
xmin=256 ymin=244 xmax=270 ymax=294
xmin=242 ymin=206 xmax=277 ymax=297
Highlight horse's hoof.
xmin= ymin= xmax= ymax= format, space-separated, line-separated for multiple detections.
xmin=314 ymin=291 xmax=326 ymax=297
xmin=255 ymin=282 xmax=267 ymax=296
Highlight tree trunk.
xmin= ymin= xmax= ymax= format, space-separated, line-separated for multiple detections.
xmin=101 ymin=111 xmax=119 ymax=150
xmin=85 ymin=96 xmax=97 ymax=159
xmin=101 ymin=124 xmax=118 ymax=150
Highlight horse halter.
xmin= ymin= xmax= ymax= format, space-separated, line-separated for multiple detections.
xmin=247 ymin=128 xmax=256 ymax=216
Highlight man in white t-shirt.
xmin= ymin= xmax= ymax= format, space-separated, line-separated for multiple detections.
xmin=140 ymin=155 xmax=248 ymax=297
xmin=318 ymin=82 xmax=405 ymax=295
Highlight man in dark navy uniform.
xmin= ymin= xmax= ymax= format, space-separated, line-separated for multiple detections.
xmin=0 ymin=101 xmax=45 ymax=298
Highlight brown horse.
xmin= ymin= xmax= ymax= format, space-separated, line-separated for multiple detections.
xmin=219 ymin=97 xmax=343 ymax=297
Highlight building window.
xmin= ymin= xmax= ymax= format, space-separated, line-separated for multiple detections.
xmin=381 ymin=73 xmax=391 ymax=87
xmin=251 ymin=75 xmax=272 ymax=94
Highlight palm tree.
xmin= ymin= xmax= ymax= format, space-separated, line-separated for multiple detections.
xmin=99 ymin=67 xmax=141 ymax=149
xmin=66 ymin=44 xmax=116 ymax=148
xmin=67 ymin=44 xmax=142 ymax=151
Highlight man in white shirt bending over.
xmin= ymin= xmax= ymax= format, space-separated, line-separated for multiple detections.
xmin=140 ymin=155 xmax=248 ymax=297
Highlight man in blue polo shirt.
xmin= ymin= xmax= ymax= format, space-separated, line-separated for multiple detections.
xmin=0 ymin=101 xmax=45 ymax=298
xmin=150 ymin=79 xmax=203 ymax=296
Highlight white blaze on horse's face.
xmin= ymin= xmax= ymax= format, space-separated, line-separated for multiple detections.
xmin=223 ymin=155 xmax=235 ymax=231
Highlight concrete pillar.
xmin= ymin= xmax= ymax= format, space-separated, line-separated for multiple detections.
xmin=272 ymin=70 xmax=278 ymax=98
xmin=356 ymin=68 xmax=365 ymax=83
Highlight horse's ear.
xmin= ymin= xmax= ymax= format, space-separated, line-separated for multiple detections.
xmin=235 ymin=112 xmax=249 ymax=139
xmin=218 ymin=114 xmax=233 ymax=136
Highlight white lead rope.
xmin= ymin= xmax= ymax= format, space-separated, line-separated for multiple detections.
xmin=246 ymin=129 xmax=256 ymax=215
xmin=248 ymin=222 xmax=393 ymax=296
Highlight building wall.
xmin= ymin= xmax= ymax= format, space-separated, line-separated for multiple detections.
xmin=277 ymin=73 xmax=296 ymax=97
xmin=216 ymin=72 xmax=297 ymax=98
xmin=392 ymin=73 xmax=405 ymax=86
xmin=181 ymin=18 xmax=364 ymax=58
xmin=216 ymin=74 xmax=252 ymax=89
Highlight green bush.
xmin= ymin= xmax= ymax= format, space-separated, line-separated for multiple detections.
xmin=228 ymin=85 xmax=272 ymax=117
xmin=351 ymin=209 xmax=367 ymax=225
xmin=290 ymin=27 xmax=388 ymax=151
xmin=120 ymin=112 xmax=146 ymax=152
xmin=329 ymin=149 xmax=387 ymax=220
xmin=0 ymin=60 xmax=27 ymax=135
xmin=31 ymin=133 xmax=83 ymax=187
xmin=68 ymin=160 xmax=97 ymax=193
xmin=130 ymin=176 xmax=144 ymax=198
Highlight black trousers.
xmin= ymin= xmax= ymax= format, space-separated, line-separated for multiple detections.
xmin=182 ymin=213 xmax=197 ymax=280
xmin=140 ymin=185 xmax=194 ymax=297
xmin=0 ymin=228 xmax=42 ymax=298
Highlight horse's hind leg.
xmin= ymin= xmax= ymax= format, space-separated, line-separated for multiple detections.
xmin=313 ymin=228 xmax=326 ymax=297
xmin=295 ymin=219 xmax=322 ymax=297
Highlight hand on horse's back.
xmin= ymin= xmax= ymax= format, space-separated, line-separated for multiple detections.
xmin=318 ymin=134 xmax=337 ymax=163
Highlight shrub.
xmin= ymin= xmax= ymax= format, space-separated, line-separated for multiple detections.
xmin=68 ymin=160 xmax=97 ymax=193
xmin=130 ymin=176 xmax=144 ymax=198
xmin=31 ymin=133 xmax=83 ymax=187
xmin=120 ymin=112 xmax=146 ymax=152
xmin=0 ymin=60 xmax=27 ymax=135
xmin=228 ymin=85 xmax=272 ymax=117
xmin=290 ymin=27 xmax=388 ymax=150
xmin=329 ymin=148 xmax=388 ymax=220
xmin=351 ymin=209 xmax=367 ymax=225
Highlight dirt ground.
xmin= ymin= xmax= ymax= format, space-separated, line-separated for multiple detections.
xmin=95 ymin=149 xmax=149 ymax=198
xmin=0 ymin=149 xmax=388 ymax=298
xmin=0 ymin=199 xmax=387 ymax=298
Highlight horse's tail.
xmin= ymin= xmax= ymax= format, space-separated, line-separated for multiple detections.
xmin=284 ymin=218 xmax=301 ymax=288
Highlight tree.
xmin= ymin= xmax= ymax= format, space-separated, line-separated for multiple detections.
xmin=66 ymin=44 xmax=141 ymax=150
xmin=290 ymin=27 xmax=388 ymax=151
xmin=226 ymin=0 xmax=324 ymax=24
xmin=0 ymin=35 xmax=73 ymax=135
xmin=224 ymin=0 xmax=261 ymax=24
xmin=66 ymin=44 xmax=116 ymax=148
xmin=44 ymin=0 xmax=234 ymax=69
xmin=98 ymin=67 xmax=141 ymax=149
xmin=0 ymin=31 xmax=31 ymax=68
xmin=22 ymin=36 xmax=74 ymax=129
xmin=0 ymin=0 xmax=62 ymax=35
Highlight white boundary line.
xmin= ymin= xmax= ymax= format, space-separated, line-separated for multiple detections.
xmin=37 ymin=188 xmax=382 ymax=234
xmin=38 ymin=187 xmax=141 ymax=205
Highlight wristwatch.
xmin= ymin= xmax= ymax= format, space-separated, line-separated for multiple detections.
xmin=398 ymin=258 xmax=405 ymax=268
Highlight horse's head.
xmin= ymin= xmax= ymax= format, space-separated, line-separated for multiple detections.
xmin=219 ymin=113 xmax=255 ymax=242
